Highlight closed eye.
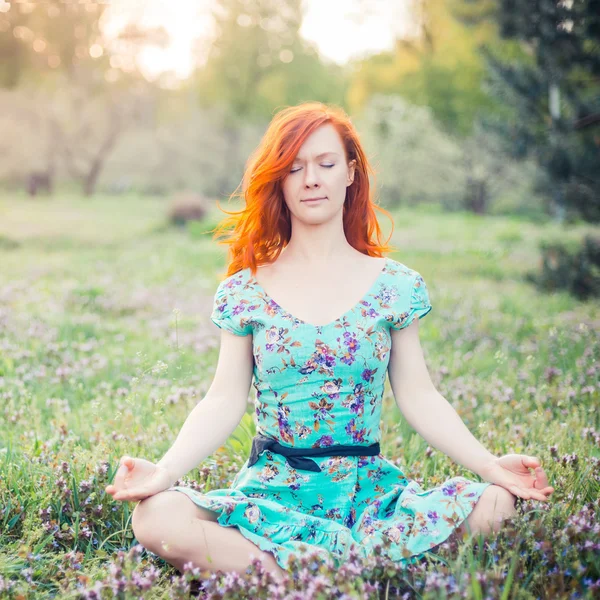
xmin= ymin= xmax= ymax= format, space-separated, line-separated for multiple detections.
xmin=290 ymin=164 xmax=335 ymax=173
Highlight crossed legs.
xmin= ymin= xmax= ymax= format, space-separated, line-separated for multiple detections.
xmin=131 ymin=491 xmax=287 ymax=583
xmin=131 ymin=485 xmax=516 ymax=583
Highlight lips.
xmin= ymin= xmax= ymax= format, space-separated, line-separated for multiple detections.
xmin=302 ymin=197 xmax=326 ymax=202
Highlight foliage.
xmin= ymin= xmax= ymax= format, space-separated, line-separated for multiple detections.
xmin=192 ymin=0 xmax=348 ymax=122
xmin=0 ymin=1 xmax=108 ymax=88
xmin=0 ymin=1 xmax=169 ymax=88
xmin=0 ymin=76 xmax=153 ymax=196
xmin=564 ymin=174 xmax=600 ymax=225
xmin=0 ymin=1 xmax=176 ymax=196
xmin=356 ymin=94 xmax=547 ymax=215
xmin=99 ymin=103 xmax=267 ymax=199
xmin=469 ymin=0 xmax=600 ymax=223
xmin=347 ymin=0 xmax=502 ymax=136
xmin=527 ymin=234 xmax=600 ymax=300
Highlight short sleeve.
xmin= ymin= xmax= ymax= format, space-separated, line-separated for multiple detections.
xmin=390 ymin=271 xmax=432 ymax=330
xmin=210 ymin=280 xmax=252 ymax=337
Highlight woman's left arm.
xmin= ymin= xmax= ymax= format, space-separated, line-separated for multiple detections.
xmin=388 ymin=319 xmax=554 ymax=502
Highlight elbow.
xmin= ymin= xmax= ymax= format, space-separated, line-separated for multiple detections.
xmin=395 ymin=380 xmax=438 ymax=404
xmin=395 ymin=386 xmax=442 ymax=419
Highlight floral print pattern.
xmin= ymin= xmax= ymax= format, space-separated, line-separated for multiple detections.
xmin=167 ymin=257 xmax=492 ymax=570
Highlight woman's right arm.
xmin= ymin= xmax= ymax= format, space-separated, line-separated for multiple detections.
xmin=105 ymin=328 xmax=254 ymax=501
xmin=157 ymin=328 xmax=255 ymax=483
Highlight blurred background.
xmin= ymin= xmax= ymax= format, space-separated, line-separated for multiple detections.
xmin=0 ymin=0 xmax=597 ymax=221
xmin=1 ymin=4 xmax=599 ymax=596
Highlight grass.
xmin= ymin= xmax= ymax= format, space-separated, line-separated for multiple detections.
xmin=0 ymin=192 xmax=598 ymax=598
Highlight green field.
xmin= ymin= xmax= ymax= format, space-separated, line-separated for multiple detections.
xmin=1 ymin=194 xmax=598 ymax=598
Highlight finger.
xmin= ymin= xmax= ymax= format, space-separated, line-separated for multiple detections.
xmin=538 ymin=486 xmax=554 ymax=498
xmin=114 ymin=485 xmax=147 ymax=499
xmin=508 ymin=486 xmax=531 ymax=500
xmin=528 ymin=487 xmax=554 ymax=500
xmin=533 ymin=467 xmax=550 ymax=489
xmin=117 ymin=457 xmax=131 ymax=474
xmin=522 ymin=456 xmax=540 ymax=469
xmin=534 ymin=477 xmax=551 ymax=492
xmin=529 ymin=490 xmax=551 ymax=501
xmin=527 ymin=483 xmax=554 ymax=501
xmin=111 ymin=465 xmax=127 ymax=491
xmin=519 ymin=487 xmax=549 ymax=501
xmin=122 ymin=456 xmax=135 ymax=470
xmin=115 ymin=489 xmax=149 ymax=502
xmin=115 ymin=460 xmax=133 ymax=484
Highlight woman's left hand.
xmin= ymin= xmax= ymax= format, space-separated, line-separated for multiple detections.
xmin=478 ymin=454 xmax=554 ymax=501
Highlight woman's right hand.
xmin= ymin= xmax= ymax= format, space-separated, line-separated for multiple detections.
xmin=104 ymin=456 xmax=175 ymax=502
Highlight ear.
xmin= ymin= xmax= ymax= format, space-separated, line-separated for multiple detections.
xmin=347 ymin=159 xmax=356 ymax=186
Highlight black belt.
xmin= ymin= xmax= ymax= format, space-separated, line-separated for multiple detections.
xmin=247 ymin=433 xmax=381 ymax=473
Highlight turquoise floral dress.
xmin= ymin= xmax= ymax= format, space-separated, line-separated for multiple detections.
xmin=167 ymin=257 xmax=492 ymax=571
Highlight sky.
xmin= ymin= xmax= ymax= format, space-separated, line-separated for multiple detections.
xmin=102 ymin=0 xmax=418 ymax=82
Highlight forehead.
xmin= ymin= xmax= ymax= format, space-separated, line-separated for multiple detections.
xmin=292 ymin=150 xmax=339 ymax=162
xmin=293 ymin=124 xmax=344 ymax=160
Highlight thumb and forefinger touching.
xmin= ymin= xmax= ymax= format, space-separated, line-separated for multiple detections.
xmin=105 ymin=456 xmax=136 ymax=500
xmin=512 ymin=455 xmax=554 ymax=500
xmin=522 ymin=456 xmax=554 ymax=494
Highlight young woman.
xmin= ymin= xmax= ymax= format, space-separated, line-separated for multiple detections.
xmin=105 ymin=102 xmax=554 ymax=583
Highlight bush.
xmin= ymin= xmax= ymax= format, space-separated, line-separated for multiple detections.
xmin=0 ymin=234 xmax=19 ymax=250
xmin=564 ymin=181 xmax=600 ymax=224
xmin=355 ymin=94 xmax=547 ymax=215
xmin=167 ymin=191 xmax=209 ymax=226
xmin=526 ymin=235 xmax=600 ymax=300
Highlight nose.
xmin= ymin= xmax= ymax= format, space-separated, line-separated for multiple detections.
xmin=303 ymin=162 xmax=320 ymax=189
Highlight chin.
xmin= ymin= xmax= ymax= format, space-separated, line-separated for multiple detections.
xmin=300 ymin=209 xmax=342 ymax=224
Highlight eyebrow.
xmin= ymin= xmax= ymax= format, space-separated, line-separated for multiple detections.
xmin=293 ymin=151 xmax=340 ymax=162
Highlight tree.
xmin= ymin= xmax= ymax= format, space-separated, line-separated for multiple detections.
xmin=194 ymin=0 xmax=347 ymax=121
xmin=346 ymin=0 xmax=501 ymax=136
xmin=460 ymin=0 xmax=600 ymax=223
xmin=55 ymin=80 xmax=149 ymax=196
xmin=355 ymin=94 xmax=538 ymax=214
xmin=0 ymin=0 xmax=169 ymax=196
xmin=191 ymin=0 xmax=348 ymax=196
xmin=0 ymin=0 xmax=109 ymax=87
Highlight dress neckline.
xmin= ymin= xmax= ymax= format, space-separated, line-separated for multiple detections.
xmin=247 ymin=257 xmax=390 ymax=329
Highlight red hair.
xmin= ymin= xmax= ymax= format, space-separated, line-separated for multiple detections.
xmin=211 ymin=101 xmax=397 ymax=278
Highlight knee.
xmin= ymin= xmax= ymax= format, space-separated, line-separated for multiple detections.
xmin=131 ymin=492 xmax=183 ymax=559
xmin=484 ymin=485 xmax=517 ymax=516
xmin=477 ymin=485 xmax=517 ymax=533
